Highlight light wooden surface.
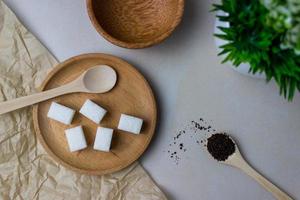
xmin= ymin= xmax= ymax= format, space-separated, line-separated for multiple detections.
xmin=86 ymin=0 xmax=184 ymax=48
xmin=224 ymin=143 xmax=293 ymax=200
xmin=33 ymin=53 xmax=157 ymax=175
xmin=0 ymin=65 xmax=116 ymax=115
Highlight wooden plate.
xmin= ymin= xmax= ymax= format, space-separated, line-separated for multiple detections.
xmin=33 ymin=53 xmax=157 ymax=175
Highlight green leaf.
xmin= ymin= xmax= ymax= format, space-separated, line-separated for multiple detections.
xmin=214 ymin=33 xmax=230 ymax=41
xmin=288 ymin=78 xmax=296 ymax=100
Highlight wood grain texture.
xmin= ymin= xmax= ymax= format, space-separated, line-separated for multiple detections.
xmin=86 ymin=0 xmax=184 ymax=49
xmin=33 ymin=53 xmax=157 ymax=175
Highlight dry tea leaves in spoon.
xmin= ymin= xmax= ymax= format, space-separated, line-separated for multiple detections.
xmin=207 ymin=133 xmax=235 ymax=161
xmin=206 ymin=132 xmax=293 ymax=200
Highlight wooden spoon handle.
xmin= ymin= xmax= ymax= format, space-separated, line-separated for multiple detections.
xmin=239 ymin=161 xmax=293 ymax=200
xmin=0 ymin=83 xmax=78 ymax=115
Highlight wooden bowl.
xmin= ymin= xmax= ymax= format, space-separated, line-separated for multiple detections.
xmin=86 ymin=0 xmax=184 ymax=48
xmin=33 ymin=53 xmax=157 ymax=175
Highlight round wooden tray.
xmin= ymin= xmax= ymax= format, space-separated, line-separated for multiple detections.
xmin=33 ymin=53 xmax=157 ymax=175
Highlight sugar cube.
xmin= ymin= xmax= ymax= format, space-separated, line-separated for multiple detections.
xmin=118 ymin=114 xmax=143 ymax=134
xmin=79 ymin=99 xmax=107 ymax=124
xmin=65 ymin=126 xmax=87 ymax=152
xmin=93 ymin=127 xmax=113 ymax=152
xmin=47 ymin=102 xmax=75 ymax=125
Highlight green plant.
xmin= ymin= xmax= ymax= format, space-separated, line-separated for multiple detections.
xmin=261 ymin=0 xmax=300 ymax=55
xmin=213 ymin=0 xmax=300 ymax=100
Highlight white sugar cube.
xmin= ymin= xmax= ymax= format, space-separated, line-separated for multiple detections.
xmin=93 ymin=127 xmax=113 ymax=152
xmin=79 ymin=99 xmax=107 ymax=124
xmin=47 ymin=102 xmax=75 ymax=125
xmin=118 ymin=114 xmax=143 ymax=134
xmin=65 ymin=126 xmax=87 ymax=152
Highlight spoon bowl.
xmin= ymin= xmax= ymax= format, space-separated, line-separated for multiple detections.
xmin=218 ymin=136 xmax=243 ymax=167
xmin=81 ymin=65 xmax=117 ymax=93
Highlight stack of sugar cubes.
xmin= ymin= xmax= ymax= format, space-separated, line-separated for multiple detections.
xmin=47 ymin=99 xmax=143 ymax=152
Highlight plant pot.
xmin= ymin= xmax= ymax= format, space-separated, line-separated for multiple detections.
xmin=214 ymin=12 xmax=266 ymax=79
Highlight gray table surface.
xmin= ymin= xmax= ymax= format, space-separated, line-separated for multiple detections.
xmin=4 ymin=0 xmax=300 ymax=199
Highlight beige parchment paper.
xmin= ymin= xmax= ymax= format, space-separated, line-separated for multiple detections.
xmin=0 ymin=1 xmax=166 ymax=199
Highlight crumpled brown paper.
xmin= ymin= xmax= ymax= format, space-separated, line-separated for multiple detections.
xmin=0 ymin=1 xmax=166 ymax=199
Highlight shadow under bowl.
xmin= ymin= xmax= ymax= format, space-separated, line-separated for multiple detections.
xmin=86 ymin=0 xmax=184 ymax=49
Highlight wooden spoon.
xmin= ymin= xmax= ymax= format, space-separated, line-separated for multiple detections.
xmin=218 ymin=137 xmax=293 ymax=200
xmin=0 ymin=65 xmax=117 ymax=115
